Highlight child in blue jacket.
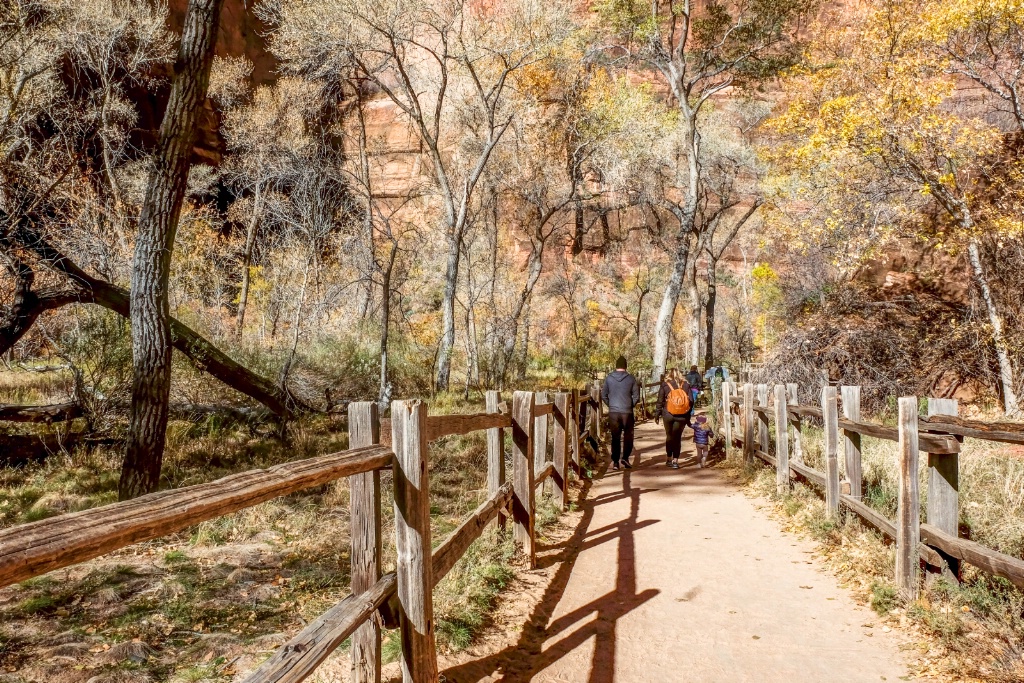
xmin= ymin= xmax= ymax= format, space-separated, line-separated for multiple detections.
xmin=693 ymin=414 xmax=713 ymax=468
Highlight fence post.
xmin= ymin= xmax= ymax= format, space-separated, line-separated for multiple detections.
xmin=485 ymin=390 xmax=506 ymax=531
xmin=553 ymin=393 xmax=570 ymax=510
xmin=570 ymin=390 xmax=581 ymax=473
xmin=390 ymin=400 xmax=438 ymax=683
xmin=756 ymin=383 xmax=769 ymax=453
xmin=774 ymin=385 xmax=790 ymax=495
xmin=732 ymin=382 xmax=742 ymax=445
xmin=534 ymin=392 xmax=550 ymax=495
xmin=787 ymin=383 xmax=802 ymax=463
xmin=822 ymin=386 xmax=840 ymax=519
xmin=841 ymin=386 xmax=863 ymax=499
xmin=742 ymin=383 xmax=754 ymax=463
xmin=722 ymin=381 xmax=733 ymax=457
xmin=897 ymin=396 xmax=921 ymax=601
xmin=927 ymin=397 xmax=960 ymax=579
xmin=349 ymin=402 xmax=381 ymax=683
xmin=511 ymin=391 xmax=536 ymax=568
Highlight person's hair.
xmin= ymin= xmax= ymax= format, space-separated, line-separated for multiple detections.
xmin=690 ymin=365 xmax=698 ymax=372
xmin=666 ymin=368 xmax=681 ymax=383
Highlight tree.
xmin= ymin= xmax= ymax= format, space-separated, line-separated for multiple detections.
xmin=596 ymin=0 xmax=813 ymax=379
xmin=766 ymin=0 xmax=1024 ymax=414
xmin=926 ymin=0 xmax=1024 ymax=133
xmin=261 ymin=0 xmax=571 ymax=391
xmin=122 ymin=0 xmax=224 ymax=499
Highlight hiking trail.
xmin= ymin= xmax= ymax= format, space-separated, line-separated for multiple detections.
xmin=440 ymin=419 xmax=925 ymax=683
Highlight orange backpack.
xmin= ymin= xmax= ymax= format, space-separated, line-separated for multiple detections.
xmin=666 ymin=380 xmax=691 ymax=415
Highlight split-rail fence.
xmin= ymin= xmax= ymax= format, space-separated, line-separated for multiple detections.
xmin=0 ymin=383 xmax=608 ymax=683
xmin=719 ymin=380 xmax=1024 ymax=600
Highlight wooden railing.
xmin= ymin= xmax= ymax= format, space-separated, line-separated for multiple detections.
xmin=0 ymin=387 xmax=605 ymax=683
xmin=718 ymin=381 xmax=1024 ymax=599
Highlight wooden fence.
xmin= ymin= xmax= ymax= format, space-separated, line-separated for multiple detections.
xmin=0 ymin=386 xmax=605 ymax=683
xmin=719 ymin=381 xmax=1024 ymax=600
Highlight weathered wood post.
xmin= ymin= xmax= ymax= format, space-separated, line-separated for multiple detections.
xmin=569 ymin=389 xmax=580 ymax=473
xmin=774 ymin=385 xmax=790 ymax=495
xmin=722 ymin=381 xmax=733 ymax=458
xmin=841 ymin=386 xmax=863 ymax=499
xmin=553 ymin=393 xmax=570 ymax=510
xmin=897 ymin=396 xmax=921 ymax=601
xmin=732 ymin=382 xmax=742 ymax=446
xmin=511 ymin=391 xmax=536 ymax=568
xmin=742 ymin=383 xmax=754 ymax=463
xmin=927 ymin=397 xmax=960 ymax=579
xmin=485 ymin=390 xmax=506 ymax=531
xmin=822 ymin=386 xmax=840 ymax=519
xmin=534 ymin=392 xmax=550 ymax=496
xmin=787 ymin=383 xmax=802 ymax=463
xmin=390 ymin=400 xmax=438 ymax=683
xmin=756 ymin=383 xmax=770 ymax=453
xmin=350 ymin=402 xmax=382 ymax=683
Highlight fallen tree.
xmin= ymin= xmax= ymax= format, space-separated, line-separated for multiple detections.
xmin=1 ymin=217 xmax=302 ymax=419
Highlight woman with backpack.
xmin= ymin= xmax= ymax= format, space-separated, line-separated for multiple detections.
xmin=655 ymin=368 xmax=693 ymax=469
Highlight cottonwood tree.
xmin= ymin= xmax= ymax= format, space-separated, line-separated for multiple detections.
xmin=123 ymin=0 xmax=224 ymax=499
xmin=259 ymin=0 xmax=570 ymax=390
xmin=597 ymin=0 xmax=813 ymax=379
xmin=767 ymin=0 xmax=1023 ymax=414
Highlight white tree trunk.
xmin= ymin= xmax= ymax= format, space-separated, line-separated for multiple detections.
xmin=968 ymin=239 xmax=1019 ymax=415
xmin=652 ymin=237 xmax=691 ymax=380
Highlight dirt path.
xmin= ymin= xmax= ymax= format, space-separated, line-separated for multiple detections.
xmin=441 ymin=419 xmax=923 ymax=683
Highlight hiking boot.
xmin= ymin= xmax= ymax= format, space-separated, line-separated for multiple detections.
xmin=612 ymin=462 xmax=620 ymax=470
xmin=671 ymin=460 xmax=680 ymax=469
xmin=623 ymin=460 xmax=632 ymax=468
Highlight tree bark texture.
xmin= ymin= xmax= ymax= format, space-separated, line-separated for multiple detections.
xmin=435 ymin=235 xmax=460 ymax=391
xmin=703 ymin=253 xmax=718 ymax=370
xmin=652 ymin=230 xmax=692 ymax=379
xmin=967 ymin=239 xmax=1019 ymax=415
xmin=123 ymin=0 xmax=225 ymax=499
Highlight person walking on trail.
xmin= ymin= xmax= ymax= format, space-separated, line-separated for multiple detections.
xmin=685 ymin=365 xmax=703 ymax=408
xmin=655 ymin=368 xmax=692 ymax=469
xmin=601 ymin=355 xmax=640 ymax=470
xmin=693 ymin=414 xmax=713 ymax=468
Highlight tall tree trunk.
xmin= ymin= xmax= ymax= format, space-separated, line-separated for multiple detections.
xmin=651 ymin=108 xmax=700 ymax=380
xmin=652 ymin=233 xmax=692 ymax=379
xmin=435 ymin=234 xmax=460 ymax=391
xmin=704 ymin=253 xmax=718 ymax=370
xmin=122 ymin=0 xmax=224 ymax=500
xmin=236 ymin=187 xmax=264 ymax=335
xmin=687 ymin=262 xmax=701 ymax=367
xmin=378 ymin=243 xmax=397 ymax=409
xmin=968 ymin=238 xmax=1019 ymax=415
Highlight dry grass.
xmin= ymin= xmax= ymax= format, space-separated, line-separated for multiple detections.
xmin=0 ymin=390 xmax=556 ymax=682
xmin=725 ymin=420 xmax=1024 ymax=682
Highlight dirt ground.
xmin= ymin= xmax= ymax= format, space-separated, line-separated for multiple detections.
xmin=438 ymin=420 xmax=930 ymax=683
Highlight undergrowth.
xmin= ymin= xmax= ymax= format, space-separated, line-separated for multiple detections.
xmin=0 ymin=390 xmax=557 ymax=682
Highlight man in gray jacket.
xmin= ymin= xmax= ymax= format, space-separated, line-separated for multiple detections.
xmin=601 ymin=355 xmax=640 ymax=470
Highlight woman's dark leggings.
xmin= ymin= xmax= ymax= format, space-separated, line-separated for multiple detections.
xmin=663 ymin=413 xmax=690 ymax=460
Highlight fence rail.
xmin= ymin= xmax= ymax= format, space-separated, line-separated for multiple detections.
xmin=721 ymin=381 xmax=1024 ymax=596
xmin=0 ymin=384 xmax=605 ymax=683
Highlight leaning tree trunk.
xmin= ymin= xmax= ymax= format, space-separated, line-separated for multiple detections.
xmin=123 ymin=0 xmax=224 ymax=500
xmin=687 ymin=263 xmax=702 ymax=367
xmin=378 ymin=242 xmax=397 ymax=409
xmin=968 ymin=238 xmax=1019 ymax=415
xmin=704 ymin=253 xmax=718 ymax=370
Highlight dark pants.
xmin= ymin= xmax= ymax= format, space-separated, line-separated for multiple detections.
xmin=608 ymin=412 xmax=635 ymax=464
xmin=663 ymin=413 xmax=688 ymax=460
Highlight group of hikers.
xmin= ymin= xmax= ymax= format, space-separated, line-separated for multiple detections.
xmin=599 ymin=355 xmax=730 ymax=471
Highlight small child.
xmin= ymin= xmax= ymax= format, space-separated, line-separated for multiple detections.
xmin=693 ymin=415 xmax=713 ymax=468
